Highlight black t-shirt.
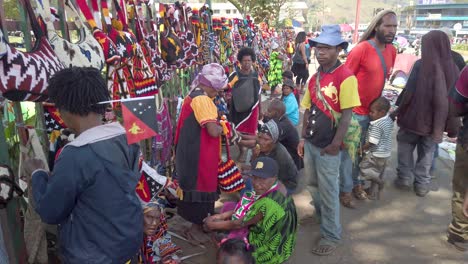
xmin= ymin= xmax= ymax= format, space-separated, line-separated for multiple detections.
xmin=277 ymin=116 xmax=303 ymax=170
xmin=260 ymin=143 xmax=298 ymax=191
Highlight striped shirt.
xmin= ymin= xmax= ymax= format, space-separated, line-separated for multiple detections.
xmin=367 ymin=115 xmax=394 ymax=158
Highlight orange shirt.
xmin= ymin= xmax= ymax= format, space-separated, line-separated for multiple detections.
xmin=345 ymin=41 xmax=396 ymax=115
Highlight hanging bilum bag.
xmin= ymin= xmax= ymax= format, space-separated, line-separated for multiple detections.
xmin=218 ymin=136 xmax=245 ymax=193
xmin=174 ymin=2 xmax=198 ymax=68
xmin=152 ymin=90 xmax=173 ymax=164
xmin=36 ymin=0 xmax=105 ymax=69
xmin=76 ymin=0 xmax=121 ymax=64
xmin=75 ymin=0 xmax=120 ymax=65
xmin=98 ymin=0 xmax=156 ymax=103
xmin=231 ymin=69 xmax=259 ymax=113
xmin=159 ymin=3 xmax=184 ymax=65
xmin=219 ymin=19 xmax=232 ymax=64
xmin=140 ymin=1 xmax=172 ymax=83
xmin=76 ymin=0 xmax=126 ymax=107
xmin=0 ymin=0 xmax=64 ymax=102
xmin=129 ymin=0 xmax=159 ymax=97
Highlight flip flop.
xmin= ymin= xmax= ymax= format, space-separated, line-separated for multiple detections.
xmin=311 ymin=244 xmax=337 ymax=256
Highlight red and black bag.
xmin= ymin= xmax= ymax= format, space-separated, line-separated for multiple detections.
xmin=218 ymin=136 xmax=245 ymax=193
xmin=174 ymin=2 xmax=198 ymax=69
xmin=0 ymin=0 xmax=64 ymax=102
xmin=159 ymin=3 xmax=183 ymax=65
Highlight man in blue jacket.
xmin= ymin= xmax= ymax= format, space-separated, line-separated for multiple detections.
xmin=25 ymin=67 xmax=143 ymax=263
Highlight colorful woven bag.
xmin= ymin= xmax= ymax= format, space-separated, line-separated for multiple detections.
xmin=159 ymin=4 xmax=184 ymax=65
xmin=131 ymin=1 xmax=159 ymax=97
xmin=75 ymin=0 xmax=120 ymax=65
xmin=174 ymin=2 xmax=198 ymax=68
xmin=218 ymin=136 xmax=245 ymax=193
xmin=36 ymin=0 xmax=105 ymax=69
xmin=141 ymin=1 xmax=172 ymax=83
xmin=0 ymin=0 xmax=64 ymax=102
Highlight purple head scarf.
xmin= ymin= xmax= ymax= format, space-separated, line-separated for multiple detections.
xmin=191 ymin=63 xmax=228 ymax=91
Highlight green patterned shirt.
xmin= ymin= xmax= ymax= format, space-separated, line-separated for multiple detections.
xmin=245 ymin=190 xmax=298 ymax=264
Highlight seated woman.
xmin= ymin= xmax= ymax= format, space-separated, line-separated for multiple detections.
xmin=204 ymin=157 xmax=298 ymax=264
xmin=131 ymin=201 xmax=181 ymax=264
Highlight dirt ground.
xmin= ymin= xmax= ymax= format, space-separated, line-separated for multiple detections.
xmin=168 ymin=91 xmax=468 ymax=263
xmin=167 ymin=60 xmax=468 ymax=263
xmin=168 ymin=130 xmax=467 ymax=264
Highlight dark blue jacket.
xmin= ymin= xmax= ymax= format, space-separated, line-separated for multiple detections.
xmin=32 ymin=124 xmax=143 ymax=263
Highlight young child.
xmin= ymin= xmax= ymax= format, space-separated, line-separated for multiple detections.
xmin=281 ymin=79 xmax=299 ymax=126
xmin=359 ymin=97 xmax=394 ymax=200
xmin=217 ymin=238 xmax=255 ymax=264
xmin=282 ymin=70 xmax=294 ymax=82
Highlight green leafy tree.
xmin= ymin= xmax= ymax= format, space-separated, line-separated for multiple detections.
xmin=5 ymin=0 xmax=20 ymax=19
xmin=222 ymin=0 xmax=288 ymax=26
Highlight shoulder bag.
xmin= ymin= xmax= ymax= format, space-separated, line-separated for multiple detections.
xmin=218 ymin=136 xmax=245 ymax=193
xmin=174 ymin=2 xmax=198 ymax=68
xmin=311 ymin=71 xmax=361 ymax=163
xmin=159 ymin=3 xmax=184 ymax=65
xmin=36 ymin=0 xmax=105 ymax=69
xmin=231 ymin=69 xmax=259 ymax=113
xmin=0 ymin=0 xmax=64 ymax=102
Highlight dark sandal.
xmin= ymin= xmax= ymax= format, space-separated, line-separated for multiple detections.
xmin=311 ymin=244 xmax=337 ymax=256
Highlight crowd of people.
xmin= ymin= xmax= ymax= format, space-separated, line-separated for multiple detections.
xmin=19 ymin=8 xmax=468 ymax=264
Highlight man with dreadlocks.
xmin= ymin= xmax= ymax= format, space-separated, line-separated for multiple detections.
xmin=24 ymin=67 xmax=143 ymax=263
xmin=339 ymin=10 xmax=397 ymax=207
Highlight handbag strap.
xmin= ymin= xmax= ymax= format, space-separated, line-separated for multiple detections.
xmin=37 ymin=0 xmax=88 ymax=32
xmin=223 ymin=136 xmax=232 ymax=160
xmin=131 ymin=1 xmax=146 ymax=42
xmin=314 ymin=71 xmax=338 ymax=123
xmin=76 ymin=0 xmax=101 ymax=30
xmin=64 ymin=0 xmax=89 ymax=31
xmin=17 ymin=0 xmax=45 ymax=39
xmin=100 ymin=0 xmax=128 ymax=30
xmin=367 ymin=40 xmax=387 ymax=90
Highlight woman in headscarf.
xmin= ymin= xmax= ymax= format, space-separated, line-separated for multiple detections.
xmin=252 ymin=119 xmax=298 ymax=194
xmin=394 ymin=30 xmax=460 ymax=197
xmin=174 ymin=63 xmax=228 ymax=241
xmin=131 ymin=201 xmax=181 ymax=264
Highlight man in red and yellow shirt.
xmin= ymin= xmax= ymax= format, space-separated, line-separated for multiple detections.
xmin=340 ymin=10 xmax=397 ymax=203
xmin=298 ymin=25 xmax=360 ymax=256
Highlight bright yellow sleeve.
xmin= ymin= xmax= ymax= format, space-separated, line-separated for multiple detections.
xmin=339 ymin=76 xmax=361 ymax=110
xmin=227 ymin=74 xmax=238 ymax=90
xmin=190 ymin=95 xmax=218 ymax=126
xmin=300 ymin=88 xmax=312 ymax=109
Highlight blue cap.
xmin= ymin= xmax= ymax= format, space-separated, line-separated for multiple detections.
xmin=310 ymin=25 xmax=349 ymax=49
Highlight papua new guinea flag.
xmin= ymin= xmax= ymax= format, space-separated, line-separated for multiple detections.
xmin=122 ymin=98 xmax=158 ymax=144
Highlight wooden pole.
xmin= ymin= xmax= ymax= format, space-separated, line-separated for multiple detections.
xmin=58 ymin=0 xmax=70 ymax=41
xmin=0 ymin=107 xmax=10 ymax=166
xmin=353 ymin=0 xmax=361 ymax=43
xmin=0 ymin=0 xmax=5 ymax=26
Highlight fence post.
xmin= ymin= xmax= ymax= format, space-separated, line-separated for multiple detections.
xmin=57 ymin=0 xmax=70 ymax=40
